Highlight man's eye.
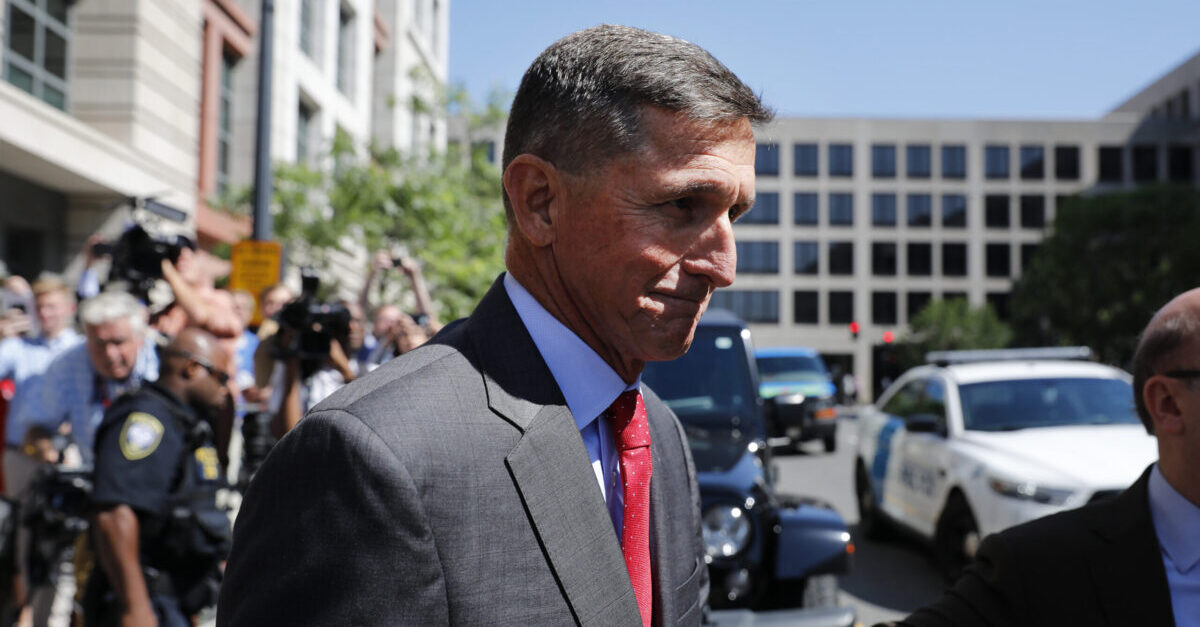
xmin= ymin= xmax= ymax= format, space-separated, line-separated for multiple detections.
xmin=668 ymin=198 xmax=695 ymax=212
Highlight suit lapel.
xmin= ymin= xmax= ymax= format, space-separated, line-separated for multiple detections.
xmin=1089 ymin=468 xmax=1176 ymax=627
xmin=648 ymin=395 xmax=687 ymax=625
xmin=463 ymin=277 xmax=640 ymax=625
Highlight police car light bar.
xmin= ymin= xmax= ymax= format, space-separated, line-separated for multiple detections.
xmin=926 ymin=346 xmax=1093 ymax=366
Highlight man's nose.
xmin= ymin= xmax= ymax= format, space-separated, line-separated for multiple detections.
xmin=682 ymin=214 xmax=737 ymax=289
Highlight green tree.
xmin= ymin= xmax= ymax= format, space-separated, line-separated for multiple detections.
xmin=1009 ymin=185 xmax=1200 ymax=365
xmin=894 ymin=299 xmax=1013 ymax=369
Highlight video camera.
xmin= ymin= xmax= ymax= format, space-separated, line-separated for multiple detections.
xmin=92 ymin=197 xmax=194 ymax=301
xmin=275 ymin=269 xmax=351 ymax=378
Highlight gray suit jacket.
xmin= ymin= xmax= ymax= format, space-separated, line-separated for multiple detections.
xmin=217 ymin=276 xmax=709 ymax=626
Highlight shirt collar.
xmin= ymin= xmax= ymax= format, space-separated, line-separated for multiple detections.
xmin=1148 ymin=463 xmax=1200 ymax=574
xmin=503 ymin=273 xmax=638 ymax=430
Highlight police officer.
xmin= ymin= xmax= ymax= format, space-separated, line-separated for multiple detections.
xmin=85 ymin=328 xmax=231 ymax=626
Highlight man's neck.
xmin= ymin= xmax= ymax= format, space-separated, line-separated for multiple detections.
xmin=1158 ymin=454 xmax=1200 ymax=509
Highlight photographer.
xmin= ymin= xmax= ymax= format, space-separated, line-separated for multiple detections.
xmin=356 ymin=251 xmax=440 ymax=368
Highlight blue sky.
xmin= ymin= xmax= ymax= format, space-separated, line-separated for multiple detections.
xmin=449 ymin=0 xmax=1200 ymax=118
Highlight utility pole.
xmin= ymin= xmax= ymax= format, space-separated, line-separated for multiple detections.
xmin=251 ymin=0 xmax=275 ymax=241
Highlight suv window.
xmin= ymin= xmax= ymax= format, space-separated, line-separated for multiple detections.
xmin=881 ymin=379 xmax=925 ymax=418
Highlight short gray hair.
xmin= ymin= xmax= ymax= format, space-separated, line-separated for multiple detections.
xmin=502 ymin=24 xmax=773 ymax=218
xmin=1131 ymin=308 xmax=1200 ymax=433
xmin=79 ymin=291 xmax=146 ymax=335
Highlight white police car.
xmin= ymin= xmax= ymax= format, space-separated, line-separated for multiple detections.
xmin=852 ymin=348 xmax=1158 ymax=576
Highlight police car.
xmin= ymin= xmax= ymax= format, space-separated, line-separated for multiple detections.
xmin=852 ymin=347 xmax=1158 ymax=576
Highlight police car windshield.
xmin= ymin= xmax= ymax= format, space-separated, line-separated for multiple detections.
xmin=756 ymin=355 xmax=828 ymax=383
xmin=642 ymin=326 xmax=757 ymax=424
xmin=959 ymin=377 xmax=1139 ymax=432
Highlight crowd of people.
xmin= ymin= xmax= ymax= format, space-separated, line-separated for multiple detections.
xmin=0 ymin=243 xmax=440 ymax=626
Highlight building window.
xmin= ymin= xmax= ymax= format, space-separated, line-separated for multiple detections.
xmin=942 ymin=243 xmax=967 ymax=277
xmin=907 ymin=243 xmax=932 ymax=276
xmin=793 ymin=192 xmax=818 ymax=225
xmin=1168 ymin=145 xmax=1193 ymax=182
xmin=829 ymin=193 xmax=854 ymax=226
xmin=297 ymin=100 xmax=315 ymax=163
xmin=872 ymin=292 xmax=898 ymax=325
xmin=1098 ymin=146 xmax=1123 ymax=183
xmin=216 ymin=52 xmax=236 ymax=195
xmin=300 ymin=0 xmax=316 ymax=57
xmin=985 ymin=145 xmax=1010 ymax=179
xmin=1020 ymin=145 xmax=1044 ymax=180
xmin=1021 ymin=243 xmax=1040 ymax=271
xmin=793 ymin=291 xmax=818 ymax=324
xmin=871 ymin=193 xmax=897 ymax=226
xmin=986 ymin=243 xmax=1011 ymax=278
xmin=756 ymin=143 xmax=779 ymax=176
xmin=794 ymin=241 xmax=819 ymax=275
xmin=987 ymin=292 xmax=1011 ymax=321
xmin=872 ymin=242 xmax=897 ymax=276
xmin=1132 ymin=145 xmax=1158 ymax=182
xmin=710 ymin=290 xmax=779 ymax=323
xmin=907 ymin=194 xmax=932 ymax=227
xmin=829 ymin=291 xmax=854 ymax=324
xmin=985 ymin=194 xmax=1010 ymax=228
xmin=735 ymin=241 xmax=779 ymax=274
xmin=942 ymin=194 xmax=967 ymax=228
xmin=829 ymin=144 xmax=853 ymax=177
xmin=829 ymin=241 xmax=854 ymax=276
xmin=907 ymin=144 xmax=931 ymax=178
xmin=942 ymin=145 xmax=967 ymax=179
xmin=907 ymin=291 xmax=931 ymax=320
xmin=336 ymin=5 xmax=355 ymax=96
xmin=1055 ymin=145 xmax=1080 ymax=180
xmin=1020 ymin=195 xmax=1045 ymax=229
xmin=742 ymin=192 xmax=779 ymax=224
xmin=3 ymin=0 xmax=71 ymax=110
xmin=872 ymin=144 xmax=896 ymax=178
xmin=793 ymin=143 xmax=818 ymax=176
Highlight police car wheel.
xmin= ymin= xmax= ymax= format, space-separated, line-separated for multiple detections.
xmin=855 ymin=462 xmax=890 ymax=540
xmin=935 ymin=492 xmax=979 ymax=582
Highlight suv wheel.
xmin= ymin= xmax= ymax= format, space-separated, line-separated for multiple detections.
xmin=822 ymin=433 xmax=837 ymax=453
xmin=935 ymin=491 xmax=980 ymax=581
xmin=855 ymin=462 xmax=890 ymax=539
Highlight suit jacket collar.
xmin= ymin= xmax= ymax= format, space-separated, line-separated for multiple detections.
xmin=1089 ymin=466 xmax=1175 ymax=627
xmin=461 ymin=275 xmax=643 ymax=625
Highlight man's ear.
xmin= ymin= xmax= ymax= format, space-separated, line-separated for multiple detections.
xmin=1144 ymin=378 xmax=1184 ymax=435
xmin=504 ymin=154 xmax=562 ymax=247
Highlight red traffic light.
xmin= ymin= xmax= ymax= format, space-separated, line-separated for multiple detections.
xmin=849 ymin=321 xmax=860 ymax=335
xmin=882 ymin=330 xmax=895 ymax=344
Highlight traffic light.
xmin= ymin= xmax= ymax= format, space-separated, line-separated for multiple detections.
xmin=849 ymin=321 xmax=860 ymax=340
xmin=882 ymin=330 xmax=895 ymax=344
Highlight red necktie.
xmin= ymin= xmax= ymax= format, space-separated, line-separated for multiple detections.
xmin=609 ymin=390 xmax=653 ymax=627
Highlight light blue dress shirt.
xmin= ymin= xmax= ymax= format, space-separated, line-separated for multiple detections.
xmin=1148 ymin=464 xmax=1200 ymax=627
xmin=0 ymin=329 xmax=82 ymax=446
xmin=504 ymin=273 xmax=638 ymax=539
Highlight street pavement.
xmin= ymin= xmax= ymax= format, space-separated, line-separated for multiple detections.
xmin=771 ymin=412 xmax=947 ymax=626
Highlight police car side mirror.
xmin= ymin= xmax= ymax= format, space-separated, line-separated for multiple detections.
xmin=906 ymin=413 xmax=945 ymax=436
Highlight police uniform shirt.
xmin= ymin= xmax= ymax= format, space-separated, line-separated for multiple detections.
xmin=92 ymin=382 xmax=221 ymax=517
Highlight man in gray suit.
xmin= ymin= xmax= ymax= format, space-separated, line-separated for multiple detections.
xmin=217 ymin=24 xmax=771 ymax=627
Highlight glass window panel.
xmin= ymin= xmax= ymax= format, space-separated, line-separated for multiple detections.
xmin=872 ymin=292 xmax=898 ymax=325
xmin=829 ymin=144 xmax=853 ymax=177
xmin=907 ymin=291 xmax=932 ymax=320
xmin=1098 ymin=146 xmax=1123 ymax=182
xmin=1168 ymin=145 xmax=1193 ymax=182
xmin=907 ymin=243 xmax=931 ymax=276
xmin=44 ymin=28 xmax=67 ymax=79
xmin=793 ymin=143 xmax=818 ymax=176
xmin=872 ymin=194 xmax=896 ymax=226
xmin=741 ymin=192 xmax=779 ymax=224
xmin=872 ymin=144 xmax=896 ymax=178
xmin=5 ymin=62 xmax=35 ymax=94
xmin=794 ymin=241 xmax=819 ymax=275
xmin=710 ymin=290 xmax=779 ymax=323
xmin=986 ymin=243 xmax=1011 ymax=277
xmin=793 ymin=193 xmax=818 ymax=225
xmin=1055 ymin=145 xmax=1080 ymax=180
xmin=1020 ymin=145 xmax=1044 ymax=180
xmin=42 ymin=83 xmax=64 ymax=110
xmin=756 ymin=143 xmax=779 ymax=176
xmin=1133 ymin=145 xmax=1158 ymax=182
xmin=907 ymin=144 xmax=931 ymax=178
xmin=8 ymin=6 xmax=36 ymax=63
xmin=907 ymin=194 xmax=932 ymax=227
xmin=942 ymin=243 xmax=968 ymax=277
xmin=985 ymin=145 xmax=1010 ymax=179
xmin=985 ymin=195 xmax=1010 ymax=228
xmin=829 ymin=193 xmax=854 ymax=226
xmin=1020 ymin=195 xmax=1045 ymax=228
xmin=942 ymin=145 xmax=966 ymax=179
xmin=793 ymin=291 xmax=818 ymax=324
xmin=829 ymin=291 xmax=854 ymax=324
xmin=735 ymin=241 xmax=779 ymax=274
xmin=942 ymin=194 xmax=967 ymax=228
xmin=829 ymin=241 xmax=854 ymax=275
xmin=46 ymin=0 xmax=69 ymax=24
xmin=872 ymin=242 xmax=897 ymax=276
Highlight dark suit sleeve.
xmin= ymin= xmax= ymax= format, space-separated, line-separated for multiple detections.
xmin=217 ymin=409 xmax=448 ymax=627
xmin=669 ymin=409 xmax=710 ymax=615
xmin=889 ymin=533 xmax=1027 ymax=627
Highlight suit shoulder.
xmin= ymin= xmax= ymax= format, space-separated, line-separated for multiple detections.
xmin=984 ymin=493 xmax=1125 ymax=556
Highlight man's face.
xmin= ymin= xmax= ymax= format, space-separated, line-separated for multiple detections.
xmin=373 ymin=306 xmax=403 ymax=340
xmin=346 ymin=302 xmax=365 ymax=351
xmin=261 ymin=287 xmax=291 ymax=320
xmin=553 ymin=107 xmax=755 ymax=366
xmin=192 ymin=346 xmax=232 ymax=410
xmin=35 ymin=291 xmax=73 ymax=337
xmin=86 ymin=319 xmax=143 ymax=381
